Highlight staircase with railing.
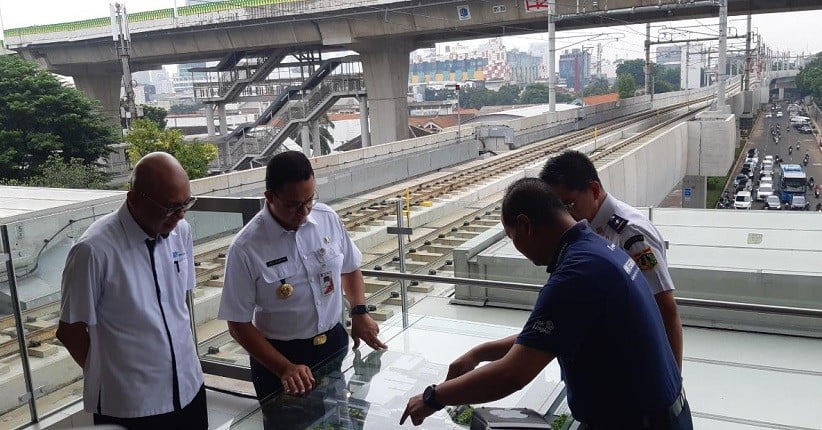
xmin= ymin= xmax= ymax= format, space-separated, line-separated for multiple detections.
xmin=228 ymin=74 xmax=366 ymax=171
xmin=193 ymin=49 xmax=290 ymax=103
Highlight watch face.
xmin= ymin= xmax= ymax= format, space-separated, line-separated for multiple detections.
xmin=423 ymin=385 xmax=435 ymax=401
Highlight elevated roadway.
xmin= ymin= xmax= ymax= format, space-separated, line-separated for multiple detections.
xmin=5 ymin=0 xmax=820 ymax=146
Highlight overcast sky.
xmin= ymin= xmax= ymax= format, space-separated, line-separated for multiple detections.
xmin=1 ymin=1 xmax=819 ymax=65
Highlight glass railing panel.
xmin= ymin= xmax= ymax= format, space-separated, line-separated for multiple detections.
xmin=0 ymin=224 xmax=36 ymax=429
xmin=2 ymin=198 xmax=121 ymax=423
xmin=183 ymin=197 xmax=263 ymax=369
xmin=228 ymin=315 xmax=568 ymax=430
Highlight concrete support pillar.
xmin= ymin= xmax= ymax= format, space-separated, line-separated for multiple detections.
xmin=359 ymin=96 xmax=371 ymax=148
xmin=205 ymin=104 xmax=216 ymax=136
xmin=682 ymin=175 xmax=708 ymax=209
xmin=72 ymin=73 xmax=122 ymax=125
xmin=778 ymin=88 xmax=785 ymax=100
xmin=217 ymin=104 xmax=228 ymax=135
xmin=311 ymin=120 xmax=320 ymax=154
xmin=357 ymin=38 xmax=412 ymax=146
xmin=301 ymin=124 xmax=311 ymax=157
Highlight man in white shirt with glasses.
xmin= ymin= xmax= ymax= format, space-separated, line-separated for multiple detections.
xmin=57 ymin=152 xmax=206 ymax=429
xmin=219 ymin=151 xmax=386 ymax=426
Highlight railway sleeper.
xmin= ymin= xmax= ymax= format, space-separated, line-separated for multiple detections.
xmin=384 ymin=295 xmax=416 ymax=307
xmin=406 ymin=251 xmax=442 ymax=263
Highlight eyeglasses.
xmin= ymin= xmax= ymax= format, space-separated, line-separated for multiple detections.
xmin=563 ymin=197 xmax=578 ymax=211
xmin=138 ymin=191 xmax=197 ymax=217
xmin=277 ymin=192 xmax=319 ymax=213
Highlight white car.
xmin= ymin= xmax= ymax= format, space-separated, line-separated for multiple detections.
xmin=734 ymin=191 xmax=753 ymax=209
xmin=756 ymin=184 xmax=774 ymax=201
xmin=776 ymin=111 xmax=784 ymax=118
xmin=764 ymin=155 xmax=774 ymax=163
xmin=761 ymin=165 xmax=774 ymax=177
xmin=765 ymin=195 xmax=782 ymax=210
xmin=765 ymin=113 xmax=773 ymax=118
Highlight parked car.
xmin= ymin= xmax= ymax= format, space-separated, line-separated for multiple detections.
xmin=764 ymin=155 xmax=774 ymax=163
xmin=747 ymin=148 xmax=758 ymax=158
xmin=789 ymin=195 xmax=810 ymax=211
xmin=733 ymin=174 xmax=749 ymax=187
xmin=765 ymin=112 xmax=773 ymax=118
xmin=761 ymin=165 xmax=774 ymax=177
xmin=764 ymin=195 xmax=782 ymax=210
xmin=756 ymin=184 xmax=774 ymax=201
xmin=776 ymin=111 xmax=784 ymax=118
xmin=734 ymin=191 xmax=753 ymax=210
xmin=799 ymin=125 xmax=814 ymax=134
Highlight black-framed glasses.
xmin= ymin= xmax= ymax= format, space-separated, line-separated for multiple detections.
xmin=138 ymin=191 xmax=197 ymax=217
xmin=277 ymin=192 xmax=319 ymax=212
xmin=563 ymin=198 xmax=578 ymax=211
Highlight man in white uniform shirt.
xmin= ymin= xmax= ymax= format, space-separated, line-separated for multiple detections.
xmin=539 ymin=150 xmax=684 ymax=368
xmin=219 ymin=151 xmax=386 ymax=408
xmin=57 ymin=152 xmax=206 ymax=429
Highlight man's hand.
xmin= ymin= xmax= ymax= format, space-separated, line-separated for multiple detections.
xmin=279 ymin=362 xmax=315 ymax=395
xmin=350 ymin=314 xmax=388 ymax=350
xmin=400 ymin=394 xmax=437 ymax=426
xmin=446 ymin=351 xmax=481 ymax=380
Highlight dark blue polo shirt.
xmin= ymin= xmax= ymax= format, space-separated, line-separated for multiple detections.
xmin=516 ymin=222 xmax=681 ymax=423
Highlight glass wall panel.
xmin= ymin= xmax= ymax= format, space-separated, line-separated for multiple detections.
xmin=0 ymin=225 xmax=36 ymax=429
xmin=2 ymin=199 xmax=120 ymax=425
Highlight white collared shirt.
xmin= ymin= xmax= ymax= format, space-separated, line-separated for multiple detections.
xmin=590 ymin=194 xmax=675 ymax=295
xmin=218 ymin=203 xmax=362 ymax=340
xmin=59 ymin=203 xmax=203 ymax=418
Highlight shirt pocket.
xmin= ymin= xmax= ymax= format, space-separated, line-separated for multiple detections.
xmin=258 ymin=261 xmax=301 ymax=304
xmin=310 ymin=242 xmax=344 ymax=271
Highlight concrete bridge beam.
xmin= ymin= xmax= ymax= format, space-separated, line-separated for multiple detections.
xmin=357 ymin=38 xmax=412 ymax=146
xmin=71 ymin=73 xmax=121 ymax=123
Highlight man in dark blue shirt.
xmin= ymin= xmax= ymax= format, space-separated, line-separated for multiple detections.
xmin=401 ymin=178 xmax=692 ymax=429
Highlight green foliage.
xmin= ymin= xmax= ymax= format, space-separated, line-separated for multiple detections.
xmin=168 ymin=104 xmax=203 ymax=115
xmin=141 ymin=105 xmax=168 ymax=130
xmin=0 ymin=55 xmax=117 ymax=182
xmin=551 ymin=413 xmax=570 ymax=430
xmin=124 ymin=119 xmax=217 ymax=179
xmin=615 ymin=59 xmax=680 ymax=93
xmin=582 ymin=77 xmax=612 ymax=97
xmin=796 ymin=53 xmax=822 ymax=99
xmin=519 ymin=83 xmax=550 ymax=105
xmin=616 ymin=74 xmax=637 ymax=99
xmin=289 ymin=115 xmax=335 ymax=156
xmin=0 ymin=155 xmax=110 ymax=189
xmin=454 ymin=405 xmax=474 ymax=425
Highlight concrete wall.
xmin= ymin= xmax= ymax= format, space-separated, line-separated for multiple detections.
xmin=686 ymin=112 xmax=736 ymax=177
xmin=599 ymin=123 xmax=689 ymax=207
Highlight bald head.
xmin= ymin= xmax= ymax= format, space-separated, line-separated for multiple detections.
xmin=131 ymin=152 xmax=189 ymax=194
xmin=127 ymin=152 xmax=193 ymax=237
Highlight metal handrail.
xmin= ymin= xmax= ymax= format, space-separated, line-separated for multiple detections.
xmin=360 ymin=270 xmax=822 ymax=319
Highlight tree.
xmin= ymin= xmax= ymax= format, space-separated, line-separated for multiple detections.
xmin=797 ymin=53 xmax=822 ymax=99
xmin=494 ymin=84 xmax=521 ymax=105
xmin=616 ymin=74 xmax=637 ymax=99
xmin=289 ymin=115 xmax=335 ymax=156
xmin=0 ymin=155 xmax=110 ymax=189
xmin=141 ymin=105 xmax=168 ymax=130
xmin=0 ymin=55 xmax=118 ymax=182
xmin=582 ymin=77 xmax=612 ymax=97
xmin=125 ymin=119 xmax=217 ymax=179
xmin=615 ymin=59 xmax=647 ymax=88
xmin=519 ymin=83 xmax=550 ymax=104
xmin=169 ymin=104 xmax=203 ymax=115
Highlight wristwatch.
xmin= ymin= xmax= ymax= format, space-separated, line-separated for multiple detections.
xmin=422 ymin=384 xmax=445 ymax=411
xmin=350 ymin=304 xmax=368 ymax=316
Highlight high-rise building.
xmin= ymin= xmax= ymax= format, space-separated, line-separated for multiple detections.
xmin=559 ymin=49 xmax=591 ymax=92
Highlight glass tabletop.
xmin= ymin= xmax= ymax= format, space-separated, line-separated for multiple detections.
xmin=229 ymin=315 xmax=566 ymax=430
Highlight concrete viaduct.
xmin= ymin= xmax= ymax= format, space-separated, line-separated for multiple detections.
xmin=6 ymin=0 xmax=819 ymax=146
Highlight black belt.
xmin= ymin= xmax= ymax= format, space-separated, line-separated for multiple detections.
xmin=580 ymin=388 xmax=687 ymax=429
xmin=268 ymin=323 xmax=345 ymax=350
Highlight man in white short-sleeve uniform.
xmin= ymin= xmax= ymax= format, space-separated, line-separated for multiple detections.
xmin=540 ymin=150 xmax=684 ymax=369
xmin=57 ymin=152 xmax=207 ymax=429
xmin=219 ymin=151 xmax=387 ymax=408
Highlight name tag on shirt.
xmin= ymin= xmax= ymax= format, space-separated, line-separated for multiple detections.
xmin=266 ymin=257 xmax=288 ymax=267
xmin=320 ymin=271 xmax=334 ymax=295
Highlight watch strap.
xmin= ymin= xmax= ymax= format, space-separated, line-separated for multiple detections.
xmin=423 ymin=384 xmax=445 ymax=411
xmin=351 ymin=304 xmax=368 ymax=315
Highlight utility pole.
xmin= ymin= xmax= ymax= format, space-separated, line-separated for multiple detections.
xmin=548 ymin=0 xmax=556 ymax=112
xmin=744 ymin=14 xmax=751 ymax=91
xmin=645 ymin=23 xmax=652 ymax=98
xmin=716 ymin=0 xmax=728 ymax=111
xmin=111 ymin=3 xmax=137 ymax=130
xmin=596 ymin=42 xmax=603 ymax=76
